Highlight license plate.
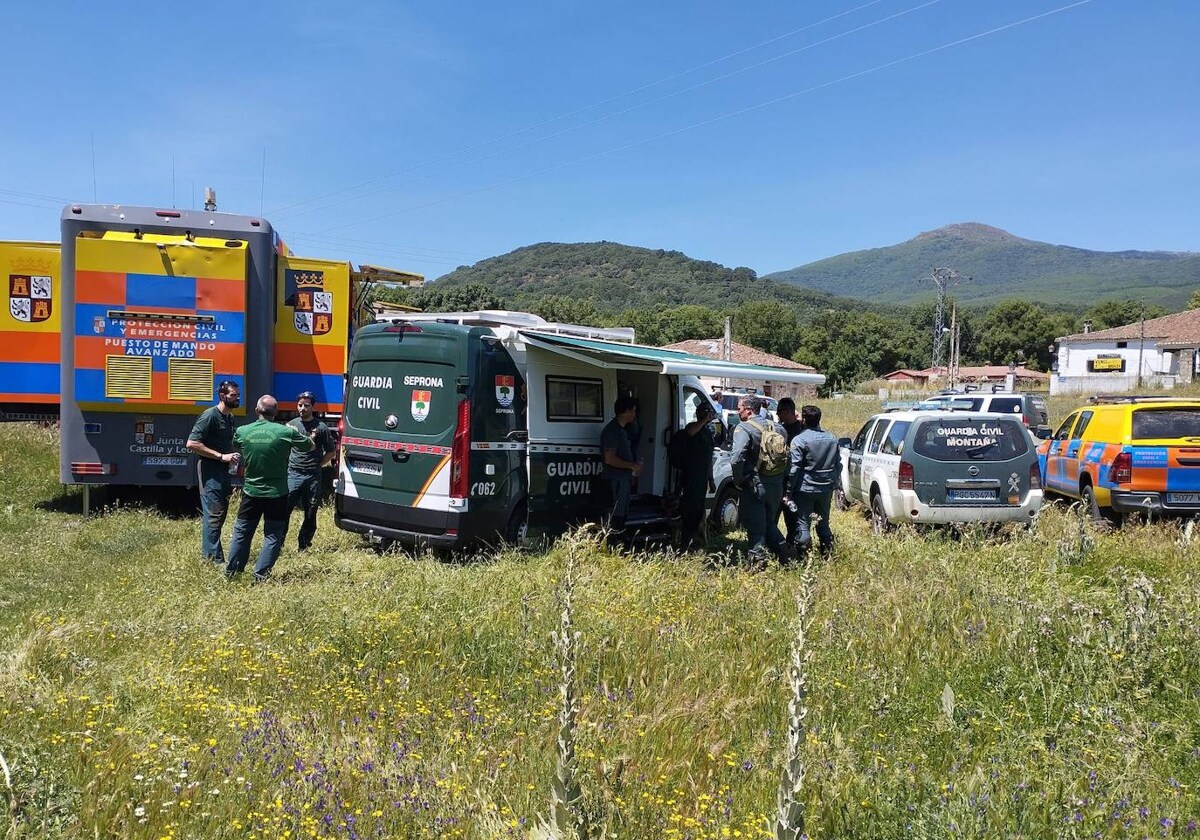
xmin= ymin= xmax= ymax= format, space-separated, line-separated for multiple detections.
xmin=349 ymin=462 xmax=383 ymax=476
xmin=947 ymin=489 xmax=997 ymax=501
xmin=1166 ymin=492 xmax=1200 ymax=504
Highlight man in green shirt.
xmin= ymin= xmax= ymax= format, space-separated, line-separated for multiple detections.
xmin=287 ymin=390 xmax=337 ymax=551
xmin=225 ymin=395 xmax=314 ymax=582
xmin=185 ymin=380 xmax=241 ymax=564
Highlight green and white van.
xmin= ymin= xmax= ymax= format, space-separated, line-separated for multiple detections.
xmin=335 ymin=311 xmax=825 ymax=551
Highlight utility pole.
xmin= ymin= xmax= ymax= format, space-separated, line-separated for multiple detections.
xmin=948 ymin=304 xmax=959 ymax=387
xmin=1137 ymin=301 xmax=1146 ymax=389
xmin=925 ymin=268 xmax=968 ymax=376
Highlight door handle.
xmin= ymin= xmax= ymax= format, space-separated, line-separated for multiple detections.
xmin=392 ymin=451 xmax=410 ymax=463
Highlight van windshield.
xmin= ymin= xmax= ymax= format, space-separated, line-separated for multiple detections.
xmin=911 ymin=417 xmax=1029 ymax=461
xmin=1132 ymin=408 xmax=1200 ymax=440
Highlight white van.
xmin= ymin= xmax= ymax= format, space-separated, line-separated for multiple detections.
xmin=336 ymin=311 xmax=824 ymax=549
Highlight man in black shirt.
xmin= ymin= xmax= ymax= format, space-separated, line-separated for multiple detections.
xmin=676 ymin=402 xmax=716 ymax=549
xmin=286 ymin=391 xmax=337 ymax=551
xmin=185 ymin=380 xmax=241 ymax=565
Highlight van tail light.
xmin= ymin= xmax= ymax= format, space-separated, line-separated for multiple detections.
xmin=1109 ymin=452 xmax=1132 ymax=486
xmin=1029 ymin=463 xmax=1041 ymax=490
xmin=71 ymin=462 xmax=117 ymax=476
xmin=450 ymin=398 xmax=471 ymax=500
xmin=898 ymin=461 xmax=914 ymax=491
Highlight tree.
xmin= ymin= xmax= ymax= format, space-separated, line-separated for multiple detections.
xmin=733 ymin=301 xmax=798 ymax=358
xmin=1081 ymin=299 xmax=1168 ymax=331
xmin=793 ymin=310 xmax=924 ymax=389
xmin=1189 ymin=290 xmax=1200 ymax=310
xmin=975 ymin=300 xmax=1068 ymax=370
xmin=409 ymin=282 xmax=504 ymax=312
xmin=527 ymin=295 xmax=606 ymax=327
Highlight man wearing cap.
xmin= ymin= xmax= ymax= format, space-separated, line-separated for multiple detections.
xmin=287 ymin=391 xmax=337 ymax=551
xmin=225 ymin=395 xmax=313 ymax=582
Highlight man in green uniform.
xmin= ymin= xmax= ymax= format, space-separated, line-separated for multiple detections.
xmin=225 ymin=395 xmax=314 ymax=582
xmin=185 ymin=380 xmax=241 ymax=565
xmin=287 ymin=390 xmax=337 ymax=551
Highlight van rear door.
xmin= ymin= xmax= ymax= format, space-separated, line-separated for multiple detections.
xmin=340 ymin=326 xmax=461 ymax=537
xmin=1129 ymin=406 xmax=1200 ymax=504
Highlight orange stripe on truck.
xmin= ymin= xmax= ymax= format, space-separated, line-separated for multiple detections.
xmin=0 ymin=331 xmax=59 ymax=364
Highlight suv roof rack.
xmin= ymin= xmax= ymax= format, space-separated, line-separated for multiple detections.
xmin=1085 ymin=394 xmax=1187 ymax=405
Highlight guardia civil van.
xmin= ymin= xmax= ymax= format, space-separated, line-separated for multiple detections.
xmin=334 ymin=311 xmax=825 ymax=550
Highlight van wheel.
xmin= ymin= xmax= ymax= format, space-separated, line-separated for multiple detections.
xmin=710 ymin=485 xmax=740 ymax=532
xmin=503 ymin=505 xmax=529 ymax=547
xmin=870 ymin=491 xmax=891 ymax=535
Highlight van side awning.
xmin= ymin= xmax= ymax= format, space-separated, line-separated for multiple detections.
xmin=521 ymin=332 xmax=826 ymax=386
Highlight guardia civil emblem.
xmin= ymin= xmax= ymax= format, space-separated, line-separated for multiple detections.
xmin=8 ymin=274 xmax=52 ymax=323
xmin=495 ymin=375 xmax=514 ymax=407
xmin=411 ymin=390 xmax=431 ymax=423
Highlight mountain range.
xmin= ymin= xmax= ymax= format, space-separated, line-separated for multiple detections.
xmin=763 ymin=223 xmax=1200 ymax=309
xmin=431 ymin=223 xmax=1199 ymax=312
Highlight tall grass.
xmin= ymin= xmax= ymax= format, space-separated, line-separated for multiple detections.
xmin=1 ymin=417 xmax=1198 ymax=839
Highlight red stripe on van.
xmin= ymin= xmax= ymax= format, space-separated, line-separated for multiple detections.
xmin=342 ymin=435 xmax=451 ymax=456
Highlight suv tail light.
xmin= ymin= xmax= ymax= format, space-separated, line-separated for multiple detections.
xmin=898 ymin=460 xmax=914 ymax=490
xmin=1029 ymin=463 xmax=1041 ymax=490
xmin=450 ymin=398 xmax=471 ymax=500
xmin=1109 ymin=451 xmax=1132 ymax=486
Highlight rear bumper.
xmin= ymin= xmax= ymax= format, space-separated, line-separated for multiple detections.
xmin=897 ymin=490 xmax=1044 ymax=524
xmin=1110 ymin=489 xmax=1200 ymax=515
xmin=335 ymin=493 xmax=505 ymax=549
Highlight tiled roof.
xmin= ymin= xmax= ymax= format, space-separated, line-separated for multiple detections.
xmin=662 ymin=339 xmax=816 ymax=371
xmin=1058 ymin=308 xmax=1200 ymax=344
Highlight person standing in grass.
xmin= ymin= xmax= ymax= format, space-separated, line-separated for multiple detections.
xmin=785 ymin=404 xmax=841 ymax=562
xmin=776 ymin=397 xmax=804 ymax=546
xmin=185 ymin=380 xmax=241 ymax=566
xmin=286 ymin=390 xmax=337 ymax=552
xmin=674 ymin=401 xmax=717 ymax=550
xmin=225 ymin=395 xmax=313 ymax=582
xmin=730 ymin=395 xmax=789 ymax=569
xmin=601 ymin=395 xmax=642 ymax=532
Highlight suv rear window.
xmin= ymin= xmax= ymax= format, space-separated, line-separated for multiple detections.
xmin=1132 ymin=408 xmax=1200 ymax=440
xmin=911 ymin=417 xmax=1030 ymax=461
xmin=987 ymin=397 xmax=1024 ymax=415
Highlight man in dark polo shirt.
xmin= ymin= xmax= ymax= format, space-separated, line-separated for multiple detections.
xmin=286 ymin=390 xmax=337 ymax=551
xmin=185 ymin=380 xmax=240 ymax=565
xmin=225 ymin=395 xmax=313 ymax=582
xmin=601 ymin=395 xmax=641 ymax=532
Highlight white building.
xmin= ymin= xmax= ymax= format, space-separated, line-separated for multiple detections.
xmin=1051 ymin=309 xmax=1200 ymax=394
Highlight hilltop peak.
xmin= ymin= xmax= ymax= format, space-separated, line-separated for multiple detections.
xmin=912 ymin=223 xmax=1021 ymax=245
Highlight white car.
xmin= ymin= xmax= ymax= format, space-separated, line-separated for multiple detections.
xmin=836 ymin=409 xmax=1044 ymax=531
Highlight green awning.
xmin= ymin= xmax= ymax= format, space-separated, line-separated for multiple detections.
xmin=522 ymin=332 xmax=825 ymax=386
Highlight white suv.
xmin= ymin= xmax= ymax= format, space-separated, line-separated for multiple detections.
xmin=837 ymin=409 xmax=1044 ymax=531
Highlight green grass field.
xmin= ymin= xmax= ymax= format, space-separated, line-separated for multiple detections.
xmin=2 ymin=399 xmax=1198 ymax=839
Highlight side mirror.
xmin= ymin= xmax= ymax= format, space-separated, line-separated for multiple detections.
xmin=838 ymin=437 xmax=852 ymax=449
xmin=1034 ymin=427 xmax=1052 ymax=440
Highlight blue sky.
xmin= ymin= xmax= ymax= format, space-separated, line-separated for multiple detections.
xmin=0 ymin=1 xmax=1195 ymax=279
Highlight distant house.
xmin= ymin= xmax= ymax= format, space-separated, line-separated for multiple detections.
xmin=1051 ymin=309 xmax=1200 ymax=394
xmin=662 ymin=339 xmax=820 ymax=399
xmin=882 ymin=366 xmax=1048 ymax=388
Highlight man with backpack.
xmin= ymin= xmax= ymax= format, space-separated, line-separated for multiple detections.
xmin=729 ymin=395 xmax=789 ymax=569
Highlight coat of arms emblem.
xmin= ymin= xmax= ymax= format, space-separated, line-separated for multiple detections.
xmin=285 ymin=269 xmax=332 ymax=336
xmin=495 ymin=375 xmax=514 ymax=407
xmin=411 ymin=390 xmax=431 ymax=423
xmin=8 ymin=274 xmax=52 ymax=323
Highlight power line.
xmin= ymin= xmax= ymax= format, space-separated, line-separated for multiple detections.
xmin=324 ymin=0 xmax=1095 ymax=234
xmin=268 ymin=0 xmax=895 ymax=219
xmin=274 ymin=0 xmax=941 ymax=224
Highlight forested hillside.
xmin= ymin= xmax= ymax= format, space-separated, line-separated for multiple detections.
xmin=432 ymin=241 xmax=878 ymax=316
xmin=765 ymin=223 xmax=1200 ymax=309
xmin=379 ymin=238 xmax=1190 ymax=391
